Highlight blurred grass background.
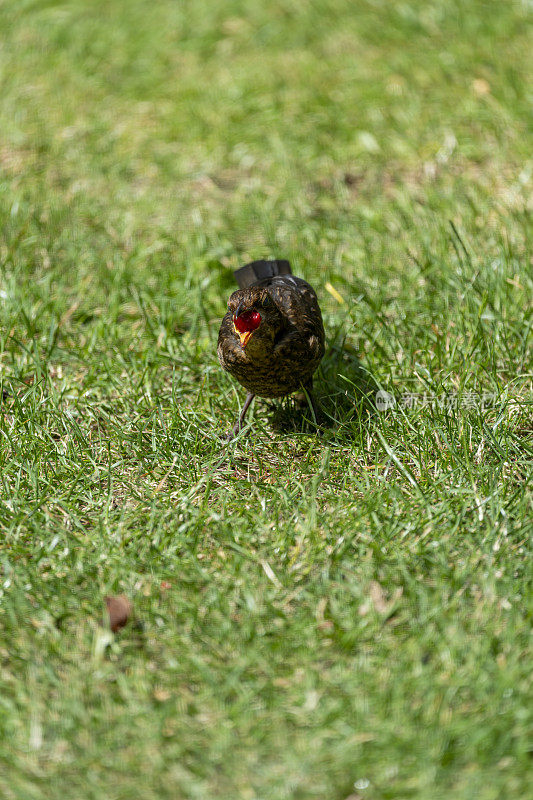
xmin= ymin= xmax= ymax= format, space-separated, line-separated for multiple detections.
xmin=0 ymin=1 xmax=532 ymax=799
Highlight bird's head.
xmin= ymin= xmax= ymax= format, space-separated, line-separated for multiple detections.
xmin=227 ymin=288 xmax=284 ymax=357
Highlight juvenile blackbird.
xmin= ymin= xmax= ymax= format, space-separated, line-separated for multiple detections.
xmin=218 ymin=259 xmax=325 ymax=437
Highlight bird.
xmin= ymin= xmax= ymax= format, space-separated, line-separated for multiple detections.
xmin=217 ymin=259 xmax=325 ymax=438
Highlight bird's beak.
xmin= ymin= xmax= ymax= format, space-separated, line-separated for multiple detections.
xmin=233 ymin=322 xmax=253 ymax=349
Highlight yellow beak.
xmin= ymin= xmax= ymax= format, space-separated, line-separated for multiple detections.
xmin=234 ymin=325 xmax=253 ymax=348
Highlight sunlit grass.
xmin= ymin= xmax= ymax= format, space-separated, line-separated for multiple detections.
xmin=0 ymin=1 xmax=531 ymax=798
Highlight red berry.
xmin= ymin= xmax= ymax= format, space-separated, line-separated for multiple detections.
xmin=234 ymin=310 xmax=261 ymax=333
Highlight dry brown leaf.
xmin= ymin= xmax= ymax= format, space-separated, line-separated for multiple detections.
xmin=105 ymin=595 xmax=132 ymax=632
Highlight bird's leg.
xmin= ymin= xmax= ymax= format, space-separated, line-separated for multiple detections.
xmin=302 ymin=380 xmax=321 ymax=426
xmin=226 ymin=392 xmax=255 ymax=439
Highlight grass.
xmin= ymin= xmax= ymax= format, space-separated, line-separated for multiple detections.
xmin=0 ymin=0 xmax=532 ymax=798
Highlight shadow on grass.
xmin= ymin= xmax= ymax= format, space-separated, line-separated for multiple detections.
xmin=267 ymin=336 xmax=380 ymax=437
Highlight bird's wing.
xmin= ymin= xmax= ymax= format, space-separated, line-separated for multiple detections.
xmin=269 ymin=279 xmax=325 ymax=364
xmin=267 ymin=277 xmax=324 ymax=332
xmin=271 ymin=327 xmax=325 ymax=376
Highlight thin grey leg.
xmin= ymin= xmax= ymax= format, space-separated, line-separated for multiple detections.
xmin=227 ymin=392 xmax=255 ymax=439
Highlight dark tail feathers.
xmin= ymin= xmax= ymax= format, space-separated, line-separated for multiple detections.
xmin=234 ymin=259 xmax=292 ymax=289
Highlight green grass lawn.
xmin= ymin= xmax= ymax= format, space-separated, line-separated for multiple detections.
xmin=0 ymin=1 xmax=532 ymax=798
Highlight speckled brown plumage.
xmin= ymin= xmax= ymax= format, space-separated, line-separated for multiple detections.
xmin=217 ymin=260 xmax=325 ymax=435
